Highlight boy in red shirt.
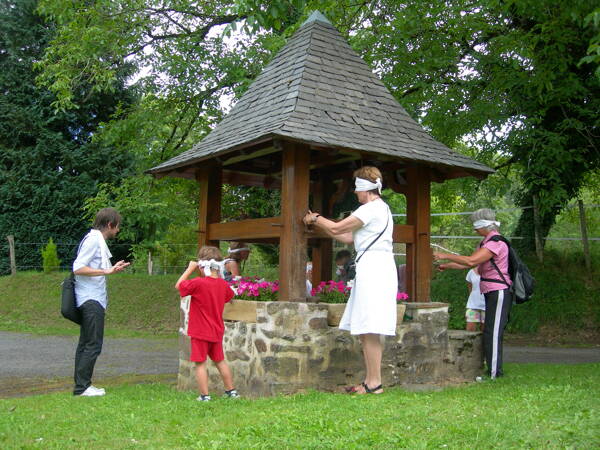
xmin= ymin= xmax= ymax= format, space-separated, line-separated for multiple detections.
xmin=175 ymin=246 xmax=238 ymax=401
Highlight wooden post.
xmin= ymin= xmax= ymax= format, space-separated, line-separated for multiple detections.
xmin=147 ymin=251 xmax=153 ymax=275
xmin=405 ymin=166 xmax=431 ymax=302
xmin=279 ymin=141 xmax=310 ymax=301
xmin=578 ymin=200 xmax=592 ymax=273
xmin=196 ymin=163 xmax=222 ymax=249
xmin=532 ymin=194 xmax=544 ymax=263
xmin=7 ymin=235 xmax=16 ymax=276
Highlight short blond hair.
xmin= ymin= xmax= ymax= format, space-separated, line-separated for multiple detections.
xmin=353 ymin=166 xmax=382 ymax=183
xmin=197 ymin=246 xmax=223 ymax=261
xmin=353 ymin=166 xmax=383 ymax=194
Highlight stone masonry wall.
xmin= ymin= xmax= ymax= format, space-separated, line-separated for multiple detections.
xmin=178 ymin=301 xmax=483 ymax=397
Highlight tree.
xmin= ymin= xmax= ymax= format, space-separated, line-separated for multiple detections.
xmin=315 ymin=0 xmax=599 ymax=251
xmin=37 ymin=0 xmax=600 ymax=255
xmin=0 ymin=0 xmax=137 ymax=274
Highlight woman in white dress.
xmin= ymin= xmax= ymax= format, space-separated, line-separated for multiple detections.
xmin=303 ymin=166 xmax=397 ymax=394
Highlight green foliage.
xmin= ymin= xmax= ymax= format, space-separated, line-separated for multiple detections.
xmin=41 ymin=238 xmax=61 ymax=273
xmin=0 ymin=0 xmax=137 ymax=275
xmin=1 ymin=365 xmax=599 ymax=447
xmin=333 ymin=0 xmax=599 ymax=251
xmin=431 ymin=251 xmax=600 ymax=334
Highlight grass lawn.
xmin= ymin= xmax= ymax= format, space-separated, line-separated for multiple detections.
xmin=0 ymin=271 xmax=180 ymax=338
xmin=1 ymin=364 xmax=599 ymax=448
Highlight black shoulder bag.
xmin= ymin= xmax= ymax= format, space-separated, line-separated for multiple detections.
xmin=344 ymin=209 xmax=390 ymax=281
xmin=60 ymin=237 xmax=88 ymax=324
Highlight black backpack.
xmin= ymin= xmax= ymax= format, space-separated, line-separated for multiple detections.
xmin=480 ymin=235 xmax=535 ymax=304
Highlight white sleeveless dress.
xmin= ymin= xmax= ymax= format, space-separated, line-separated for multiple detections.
xmin=339 ymin=199 xmax=398 ymax=336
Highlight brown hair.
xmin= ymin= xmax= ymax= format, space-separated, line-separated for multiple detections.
xmin=93 ymin=208 xmax=122 ymax=231
xmin=353 ymin=166 xmax=383 ymax=194
xmin=197 ymin=246 xmax=223 ymax=261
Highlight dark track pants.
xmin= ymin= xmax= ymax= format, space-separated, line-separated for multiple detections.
xmin=73 ymin=300 xmax=105 ymax=395
xmin=483 ymin=289 xmax=512 ymax=378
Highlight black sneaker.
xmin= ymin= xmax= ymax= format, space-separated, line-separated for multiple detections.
xmin=196 ymin=395 xmax=211 ymax=402
xmin=224 ymin=389 xmax=240 ymax=399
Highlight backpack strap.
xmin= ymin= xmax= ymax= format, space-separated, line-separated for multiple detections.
xmin=479 ymin=235 xmax=510 ymax=287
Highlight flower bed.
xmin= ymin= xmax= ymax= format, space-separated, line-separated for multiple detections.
xmin=229 ymin=277 xmax=279 ymax=301
xmin=222 ymin=277 xmax=408 ymax=325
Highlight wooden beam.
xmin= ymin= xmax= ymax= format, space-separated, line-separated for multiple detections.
xmin=392 ymin=225 xmax=415 ymax=243
xmin=221 ymin=170 xmax=282 ymax=189
xmin=406 ymin=166 xmax=432 ymax=302
xmin=197 ymin=164 xmax=222 ymax=249
xmin=222 ymin=146 xmax=279 ymax=167
xmin=207 ymin=217 xmax=282 ymax=240
xmin=279 ymin=141 xmax=310 ymax=302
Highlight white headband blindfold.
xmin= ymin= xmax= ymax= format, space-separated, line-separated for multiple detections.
xmin=355 ymin=177 xmax=382 ymax=194
xmin=473 ymin=219 xmax=500 ymax=229
xmin=228 ymin=247 xmax=249 ymax=254
xmin=198 ymin=259 xmax=225 ymax=277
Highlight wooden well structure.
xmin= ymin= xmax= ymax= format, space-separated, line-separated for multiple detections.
xmin=148 ymin=11 xmax=492 ymax=303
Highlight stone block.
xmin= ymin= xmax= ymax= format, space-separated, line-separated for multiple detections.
xmin=308 ymin=317 xmax=328 ymax=330
xmin=255 ymin=339 xmax=267 ymax=353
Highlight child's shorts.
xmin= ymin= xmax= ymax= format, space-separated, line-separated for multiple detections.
xmin=190 ymin=338 xmax=224 ymax=363
xmin=465 ymin=308 xmax=485 ymax=323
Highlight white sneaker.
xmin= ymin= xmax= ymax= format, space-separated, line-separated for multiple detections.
xmin=79 ymin=386 xmax=106 ymax=396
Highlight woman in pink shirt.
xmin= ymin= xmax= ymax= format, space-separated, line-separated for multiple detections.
xmin=433 ymin=208 xmax=512 ymax=380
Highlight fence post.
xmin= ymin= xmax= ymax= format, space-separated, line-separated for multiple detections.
xmin=147 ymin=251 xmax=153 ymax=275
xmin=7 ymin=235 xmax=16 ymax=275
xmin=578 ymin=200 xmax=592 ymax=273
xmin=532 ymin=195 xmax=544 ymax=263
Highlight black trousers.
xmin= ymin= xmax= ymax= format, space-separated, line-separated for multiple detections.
xmin=483 ymin=289 xmax=512 ymax=378
xmin=73 ymin=300 xmax=105 ymax=395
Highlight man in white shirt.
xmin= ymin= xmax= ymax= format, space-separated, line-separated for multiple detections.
xmin=72 ymin=208 xmax=129 ymax=396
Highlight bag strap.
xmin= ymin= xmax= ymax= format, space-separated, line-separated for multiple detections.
xmin=479 ymin=235 xmax=510 ymax=287
xmin=355 ymin=207 xmax=390 ymax=264
xmin=71 ymin=234 xmax=89 ymax=276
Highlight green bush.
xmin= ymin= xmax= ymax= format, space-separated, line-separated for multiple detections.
xmin=41 ymin=238 xmax=61 ymax=273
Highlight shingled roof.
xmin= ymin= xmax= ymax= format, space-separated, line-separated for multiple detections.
xmin=148 ymin=11 xmax=493 ymax=178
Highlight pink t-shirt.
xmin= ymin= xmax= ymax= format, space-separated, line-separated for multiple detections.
xmin=477 ymin=231 xmax=512 ymax=294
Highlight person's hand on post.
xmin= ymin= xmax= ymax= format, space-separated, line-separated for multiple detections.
xmin=303 ymin=210 xmax=314 ymax=226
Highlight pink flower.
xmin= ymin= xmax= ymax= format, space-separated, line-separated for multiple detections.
xmin=396 ymin=292 xmax=409 ymax=301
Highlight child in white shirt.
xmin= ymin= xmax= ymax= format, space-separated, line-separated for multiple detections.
xmin=465 ymin=267 xmax=486 ymax=332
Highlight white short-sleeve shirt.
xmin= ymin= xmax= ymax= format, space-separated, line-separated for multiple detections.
xmin=351 ymin=199 xmax=393 ymax=252
xmin=465 ymin=269 xmax=485 ymax=310
xmin=73 ymin=231 xmax=110 ymax=308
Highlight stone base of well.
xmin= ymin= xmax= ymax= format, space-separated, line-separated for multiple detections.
xmin=178 ymin=300 xmax=483 ymax=397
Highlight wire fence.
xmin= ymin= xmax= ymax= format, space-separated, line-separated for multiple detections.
xmin=3 ymin=203 xmax=598 ymax=274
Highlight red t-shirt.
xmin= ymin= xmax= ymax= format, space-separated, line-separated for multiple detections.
xmin=178 ymin=277 xmax=234 ymax=342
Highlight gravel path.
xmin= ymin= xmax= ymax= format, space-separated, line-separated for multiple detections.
xmin=1 ymin=331 xmax=598 ymax=397
xmin=0 ymin=331 xmax=178 ymax=397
